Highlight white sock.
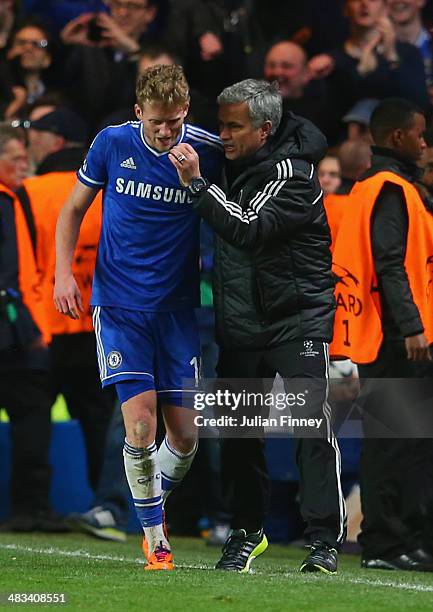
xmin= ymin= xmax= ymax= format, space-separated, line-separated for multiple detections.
xmin=123 ymin=439 xmax=168 ymax=551
xmin=158 ymin=436 xmax=198 ymax=503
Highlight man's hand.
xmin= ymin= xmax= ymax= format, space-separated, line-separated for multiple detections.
xmin=357 ymin=32 xmax=381 ymax=75
xmin=307 ymin=54 xmax=335 ymax=79
xmin=4 ymin=86 xmax=27 ymax=119
xmin=199 ymin=32 xmax=223 ymax=61
xmin=405 ymin=333 xmax=432 ymax=361
xmin=376 ymin=16 xmax=398 ymax=63
xmin=54 ymin=275 xmax=84 ymax=320
xmin=97 ymin=12 xmax=140 ymax=54
xmin=0 ymin=1 xmax=14 ymax=48
xmin=60 ymin=13 xmax=99 ymax=47
xmin=168 ymin=143 xmax=201 ymax=186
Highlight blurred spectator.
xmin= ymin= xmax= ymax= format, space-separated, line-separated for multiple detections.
xmin=387 ymin=0 xmax=433 ymax=93
xmin=309 ymin=0 xmax=430 ymax=117
xmin=0 ymin=18 xmax=62 ymax=120
xmin=342 ymin=98 xmax=379 ymax=142
xmin=21 ymin=1 xmax=106 ymax=33
xmin=0 ymin=124 xmax=66 ymax=532
xmin=419 ymin=126 xmax=433 ymax=189
xmin=338 ymin=139 xmax=372 ymax=187
xmin=318 ymin=155 xmax=342 ymax=194
xmin=0 ymin=0 xmax=19 ymax=54
xmin=303 ymin=0 xmax=349 ymax=55
xmin=60 ymin=0 xmax=159 ymax=129
xmin=264 ymin=42 xmax=311 ymax=100
xmin=16 ymin=108 xmax=115 ymax=494
xmin=163 ymin=0 xmax=227 ymax=97
xmin=165 ymin=1 xmax=320 ymax=95
xmin=264 ymin=40 xmax=342 ymax=143
xmin=324 ymin=140 xmax=371 ymax=249
xmin=165 ymin=0 xmax=223 ymax=62
xmin=177 ymin=0 xmax=348 ymax=88
xmin=25 ymin=92 xmax=70 ymax=122
xmin=22 ymin=0 xmax=169 ymax=35
xmin=137 ymin=43 xmax=174 ymax=73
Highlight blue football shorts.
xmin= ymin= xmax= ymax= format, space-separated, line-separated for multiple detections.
xmin=92 ymin=306 xmax=201 ymax=406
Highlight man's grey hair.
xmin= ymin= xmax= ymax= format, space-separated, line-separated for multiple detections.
xmin=0 ymin=124 xmax=24 ymax=156
xmin=217 ymin=79 xmax=282 ymax=135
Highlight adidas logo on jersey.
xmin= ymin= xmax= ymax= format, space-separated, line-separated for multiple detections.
xmin=120 ymin=157 xmax=137 ymax=169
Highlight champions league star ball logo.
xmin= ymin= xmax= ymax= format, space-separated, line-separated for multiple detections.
xmin=107 ymin=351 xmax=122 ymax=369
xmin=300 ymin=340 xmax=319 ymax=357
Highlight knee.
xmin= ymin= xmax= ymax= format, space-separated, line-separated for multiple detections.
xmin=168 ymin=433 xmax=198 ymax=456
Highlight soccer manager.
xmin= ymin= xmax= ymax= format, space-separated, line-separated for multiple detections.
xmin=170 ymin=78 xmax=345 ymax=575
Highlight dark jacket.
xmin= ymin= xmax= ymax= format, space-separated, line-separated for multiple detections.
xmin=193 ymin=112 xmax=335 ymax=350
xmin=0 ymin=190 xmax=47 ymax=368
xmin=329 ymin=41 xmax=430 ymax=114
xmin=365 ymin=147 xmax=425 ymax=340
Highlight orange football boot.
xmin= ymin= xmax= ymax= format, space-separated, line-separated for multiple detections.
xmin=142 ymin=511 xmax=168 ymax=561
xmin=144 ymin=543 xmax=174 ymax=571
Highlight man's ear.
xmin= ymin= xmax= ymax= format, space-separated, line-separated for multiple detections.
xmin=52 ymin=133 xmax=65 ymax=152
xmin=391 ymin=127 xmax=404 ymax=148
xmin=261 ymin=120 xmax=273 ymax=141
xmin=134 ymin=104 xmax=142 ymax=120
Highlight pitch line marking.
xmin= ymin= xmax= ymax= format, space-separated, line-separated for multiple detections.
xmin=2 ymin=543 xmax=433 ymax=593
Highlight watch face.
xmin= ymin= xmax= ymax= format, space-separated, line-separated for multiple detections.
xmin=191 ymin=177 xmax=207 ymax=192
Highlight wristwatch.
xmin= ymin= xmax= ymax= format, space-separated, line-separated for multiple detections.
xmin=188 ymin=176 xmax=209 ymax=195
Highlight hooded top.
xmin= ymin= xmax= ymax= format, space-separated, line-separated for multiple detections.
xmin=193 ymin=112 xmax=335 ymax=349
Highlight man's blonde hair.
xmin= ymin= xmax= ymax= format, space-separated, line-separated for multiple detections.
xmin=136 ymin=64 xmax=190 ymax=108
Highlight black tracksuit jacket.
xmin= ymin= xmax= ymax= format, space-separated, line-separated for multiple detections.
xmin=193 ymin=112 xmax=335 ymax=350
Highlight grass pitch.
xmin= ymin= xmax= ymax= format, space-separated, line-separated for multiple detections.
xmin=1 ymin=534 xmax=433 ymax=611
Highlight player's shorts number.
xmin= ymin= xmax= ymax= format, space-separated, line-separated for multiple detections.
xmin=190 ymin=356 xmax=201 ymax=386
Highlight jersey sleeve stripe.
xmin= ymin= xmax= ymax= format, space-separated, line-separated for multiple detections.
xmin=102 ymin=371 xmax=155 ymax=382
xmin=78 ymin=169 xmax=105 ymax=186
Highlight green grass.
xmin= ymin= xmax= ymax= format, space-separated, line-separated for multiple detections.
xmin=1 ymin=535 xmax=433 ymax=611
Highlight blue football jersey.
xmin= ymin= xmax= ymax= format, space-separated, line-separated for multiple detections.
xmin=78 ymin=121 xmax=223 ymax=311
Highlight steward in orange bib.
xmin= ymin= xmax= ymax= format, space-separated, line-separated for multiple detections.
xmin=331 ymin=98 xmax=433 ymax=572
xmin=0 ymin=125 xmax=67 ymax=532
xmin=16 ymin=108 xmax=114 ymax=494
xmin=331 ymin=132 xmax=433 ymax=365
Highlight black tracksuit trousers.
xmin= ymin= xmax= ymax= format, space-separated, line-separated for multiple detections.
xmin=217 ymin=339 xmax=346 ymax=548
xmin=357 ymin=339 xmax=433 ymax=559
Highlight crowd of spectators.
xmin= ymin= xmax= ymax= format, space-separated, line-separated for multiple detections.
xmin=0 ymin=0 xmax=431 ymax=146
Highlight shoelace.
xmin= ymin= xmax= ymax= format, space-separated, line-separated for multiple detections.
xmin=221 ymin=536 xmax=251 ymax=562
xmin=154 ymin=542 xmax=171 ymax=562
